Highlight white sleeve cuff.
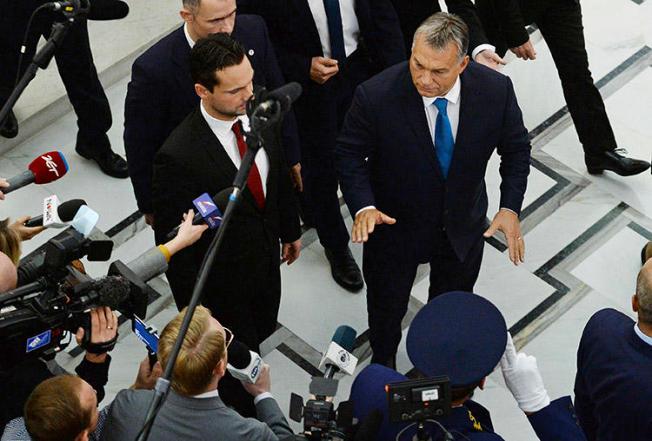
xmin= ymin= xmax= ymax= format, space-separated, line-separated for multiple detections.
xmin=355 ymin=206 xmax=376 ymax=217
xmin=254 ymin=392 xmax=274 ymax=405
xmin=499 ymin=207 xmax=518 ymax=216
xmin=472 ymin=44 xmax=497 ymax=61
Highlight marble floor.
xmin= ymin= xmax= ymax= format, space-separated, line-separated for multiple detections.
xmin=1 ymin=0 xmax=651 ymax=439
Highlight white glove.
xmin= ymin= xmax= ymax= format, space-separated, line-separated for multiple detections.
xmin=500 ymin=333 xmax=550 ymax=413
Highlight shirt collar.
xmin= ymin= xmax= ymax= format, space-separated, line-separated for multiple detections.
xmin=200 ymin=101 xmax=250 ymax=136
xmin=634 ymin=323 xmax=652 ymax=347
xmin=183 ymin=23 xmax=195 ymax=48
xmin=193 ymin=389 xmax=220 ymax=399
xmin=422 ymin=76 xmax=461 ymax=108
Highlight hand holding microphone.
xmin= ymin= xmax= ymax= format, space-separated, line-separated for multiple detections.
xmin=9 ymin=216 xmax=45 ymax=241
xmin=3 ymin=151 xmax=69 ymax=195
xmin=500 ymin=333 xmax=550 ymax=414
xmin=165 ymin=209 xmax=209 ymax=255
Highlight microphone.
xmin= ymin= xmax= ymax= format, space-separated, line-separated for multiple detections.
xmin=4 ymin=151 xmax=69 ymax=195
xmin=227 ymin=340 xmax=263 ymax=384
xmin=74 ymin=275 xmax=131 ymax=311
xmin=25 ymin=198 xmax=86 ymax=228
xmin=165 ymin=189 xmax=229 ymax=240
xmin=319 ymin=325 xmax=358 ymax=378
xmin=87 ymin=0 xmax=129 ymax=20
xmin=257 ymin=82 xmax=302 ymax=113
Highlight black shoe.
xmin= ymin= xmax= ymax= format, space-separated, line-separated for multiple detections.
xmin=76 ymin=146 xmax=129 ymax=179
xmin=585 ymin=149 xmax=650 ymax=176
xmin=325 ymin=246 xmax=364 ymax=292
xmin=0 ymin=110 xmax=19 ymax=139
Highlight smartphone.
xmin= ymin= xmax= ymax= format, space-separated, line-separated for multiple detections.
xmin=132 ymin=315 xmax=159 ymax=367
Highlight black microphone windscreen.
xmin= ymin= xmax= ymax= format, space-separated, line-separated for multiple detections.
xmin=87 ymin=0 xmax=129 ymax=20
xmin=331 ymin=325 xmax=357 ymax=352
xmin=228 ymin=340 xmax=253 ymax=369
xmin=269 ymin=82 xmax=302 ymax=105
xmin=57 ymin=199 xmax=87 ymax=222
xmin=95 ymin=276 xmax=131 ymax=310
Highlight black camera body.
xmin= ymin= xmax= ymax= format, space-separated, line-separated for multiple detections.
xmin=387 ymin=376 xmax=452 ymax=423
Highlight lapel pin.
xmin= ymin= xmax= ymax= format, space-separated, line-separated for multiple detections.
xmin=248 ymin=49 xmax=255 ymax=56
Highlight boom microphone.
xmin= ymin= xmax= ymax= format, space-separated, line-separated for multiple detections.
xmin=88 ymin=0 xmax=130 ymax=20
xmin=227 ymin=340 xmax=263 ymax=384
xmin=4 ymin=151 xmax=69 ymax=194
xmin=258 ymin=82 xmax=302 ymax=113
xmin=25 ymin=198 xmax=86 ymax=228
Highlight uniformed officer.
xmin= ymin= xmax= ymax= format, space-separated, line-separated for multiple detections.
xmin=349 ymin=291 xmax=587 ymax=440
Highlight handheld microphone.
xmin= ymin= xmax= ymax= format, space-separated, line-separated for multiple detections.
xmin=165 ymin=189 xmax=230 ymax=240
xmin=258 ymin=82 xmax=302 ymax=113
xmin=4 ymin=151 xmax=69 ymax=195
xmin=227 ymin=340 xmax=263 ymax=384
xmin=319 ymin=325 xmax=358 ymax=378
xmin=25 ymin=198 xmax=86 ymax=228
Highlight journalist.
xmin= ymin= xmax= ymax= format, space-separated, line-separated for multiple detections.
xmin=101 ymin=305 xmax=293 ymax=441
xmin=0 ymin=252 xmax=17 ymax=292
xmin=1 ymin=356 xmax=161 ymax=441
xmin=0 ymin=217 xmax=45 ymax=264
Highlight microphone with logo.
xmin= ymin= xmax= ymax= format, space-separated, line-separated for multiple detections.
xmin=24 ymin=197 xmax=86 ymax=228
xmin=227 ymin=340 xmax=263 ymax=384
xmin=4 ymin=151 xmax=69 ymax=195
xmin=166 ymin=189 xmax=229 ymax=240
xmin=290 ymin=325 xmax=359 ymax=439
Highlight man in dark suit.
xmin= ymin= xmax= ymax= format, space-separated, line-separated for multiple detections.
xmin=574 ymin=258 xmax=652 ymax=440
xmin=151 ymin=33 xmax=301 ymax=416
xmin=252 ymin=0 xmax=406 ymax=293
xmin=336 ymin=13 xmax=531 ymax=366
xmin=474 ymin=0 xmax=650 ymax=177
xmin=124 ymin=0 xmax=302 ymax=225
xmin=0 ymin=1 xmax=128 ymax=178
xmin=389 ymin=0 xmax=505 ymax=69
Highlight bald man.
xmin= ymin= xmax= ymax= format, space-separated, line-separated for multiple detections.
xmin=574 ymin=259 xmax=652 ymax=441
xmin=0 ymin=251 xmax=17 ymax=292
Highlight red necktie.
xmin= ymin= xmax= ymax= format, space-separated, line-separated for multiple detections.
xmin=232 ymin=121 xmax=265 ymax=210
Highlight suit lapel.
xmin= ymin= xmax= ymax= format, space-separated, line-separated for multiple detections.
xmin=400 ymin=67 xmax=444 ymax=180
xmin=447 ymin=67 xmax=481 ymax=180
xmin=170 ymin=26 xmax=197 ymax=105
xmin=190 ymin=110 xmax=239 ymax=181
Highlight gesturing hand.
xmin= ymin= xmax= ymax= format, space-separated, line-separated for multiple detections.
xmin=484 ymin=208 xmax=524 ymax=265
xmin=510 ymin=38 xmax=537 ymax=61
xmin=310 ymin=57 xmax=339 ymax=84
xmin=475 ymin=50 xmax=506 ymax=71
xmin=281 ymin=239 xmax=301 ymax=265
xmin=352 ymin=208 xmax=396 ymax=243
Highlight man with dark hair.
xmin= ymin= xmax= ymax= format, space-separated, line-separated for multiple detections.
xmin=0 ymin=1 xmax=128 ymax=178
xmin=101 ymin=306 xmax=293 ymax=441
xmin=124 ymin=0 xmax=302 ymax=226
xmin=336 ymin=13 xmax=531 ymax=367
xmin=151 ymin=33 xmax=301 ymax=417
xmin=474 ymin=0 xmax=649 ymax=177
xmin=574 ymin=258 xmax=652 ymax=440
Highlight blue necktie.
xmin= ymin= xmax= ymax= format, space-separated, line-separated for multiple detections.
xmin=322 ymin=0 xmax=346 ymax=63
xmin=433 ymin=98 xmax=454 ymax=178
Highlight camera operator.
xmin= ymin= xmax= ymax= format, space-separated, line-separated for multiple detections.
xmin=0 ymin=306 xmax=118 ymax=430
xmin=1 ymin=355 xmax=162 ymax=441
xmin=349 ymin=291 xmax=587 ymax=440
xmin=101 ymin=305 xmax=294 ymax=441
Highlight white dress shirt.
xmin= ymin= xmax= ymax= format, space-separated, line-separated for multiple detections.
xmin=192 ymin=388 xmax=274 ymax=404
xmin=635 ymin=323 xmax=652 ymax=346
xmin=307 ymin=0 xmax=360 ymax=58
xmin=200 ymin=102 xmax=269 ymax=196
xmin=184 ymin=23 xmax=196 ymax=48
xmin=422 ymin=76 xmax=461 ymax=143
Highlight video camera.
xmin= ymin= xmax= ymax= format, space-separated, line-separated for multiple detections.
xmin=288 ymin=326 xmax=359 ymax=441
xmin=0 ymin=226 xmax=149 ymax=372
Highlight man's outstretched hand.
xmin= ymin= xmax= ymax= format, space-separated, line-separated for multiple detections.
xmin=352 ymin=208 xmax=396 ymax=243
xmin=484 ymin=208 xmax=524 ymax=265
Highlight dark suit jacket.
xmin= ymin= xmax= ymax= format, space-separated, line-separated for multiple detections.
xmin=574 ymin=309 xmax=652 ymax=441
xmin=390 ymin=0 xmax=490 ymax=54
xmin=151 ymin=108 xmax=301 ymax=310
xmin=258 ymin=0 xmax=405 ymax=89
xmin=336 ymin=61 xmax=530 ymax=263
xmin=101 ymin=389 xmax=293 ymax=441
xmin=124 ymin=15 xmax=301 ymax=214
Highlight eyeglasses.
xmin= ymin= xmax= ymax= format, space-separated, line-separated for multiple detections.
xmin=223 ymin=327 xmax=234 ymax=350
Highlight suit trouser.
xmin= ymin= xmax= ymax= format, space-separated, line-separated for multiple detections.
xmin=0 ymin=1 xmax=112 ymax=151
xmin=476 ymin=0 xmax=616 ymax=155
xmin=364 ymin=229 xmax=485 ymax=365
xmin=294 ymin=51 xmax=376 ymax=251
xmin=166 ymin=250 xmax=281 ymax=418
